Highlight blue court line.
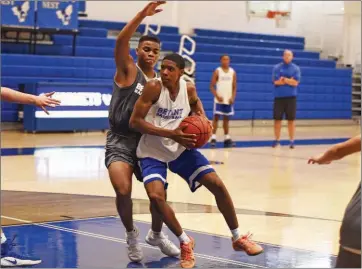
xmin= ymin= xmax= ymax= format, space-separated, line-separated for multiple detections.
xmin=203 ymin=137 xmax=349 ymax=149
xmin=2 ymin=216 xmax=263 ymax=268
xmin=0 ymin=138 xmax=349 ymax=156
xmin=2 ymin=215 xmax=339 ymax=254
xmin=2 ymin=216 xmax=336 ymax=268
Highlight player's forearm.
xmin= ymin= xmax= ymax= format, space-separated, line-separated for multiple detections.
xmin=285 ymin=78 xmax=299 ymax=87
xmin=130 ymin=117 xmax=173 ymax=138
xmin=321 ymin=137 xmax=361 ymax=162
xmin=116 ymin=12 xmax=145 ymax=47
xmin=191 ymin=98 xmax=206 ymax=116
xmin=210 ymin=86 xmax=218 ymax=98
xmin=232 ymin=87 xmax=237 ymax=99
xmin=1 ymin=87 xmax=36 ymax=105
xmin=318 ymin=148 xmax=341 ymax=163
xmin=273 ymin=80 xmax=284 ymax=86
xmin=318 ymin=147 xmax=347 ymax=163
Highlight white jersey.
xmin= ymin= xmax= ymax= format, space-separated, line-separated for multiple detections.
xmin=215 ymin=67 xmax=234 ymax=105
xmin=137 ymin=78 xmax=191 ymax=163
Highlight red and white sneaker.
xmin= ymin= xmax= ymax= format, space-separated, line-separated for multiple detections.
xmin=180 ymin=236 xmax=195 ymax=268
xmin=232 ymin=232 xmax=263 ymax=256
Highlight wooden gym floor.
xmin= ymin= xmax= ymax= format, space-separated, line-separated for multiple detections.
xmin=1 ymin=125 xmax=360 ymax=268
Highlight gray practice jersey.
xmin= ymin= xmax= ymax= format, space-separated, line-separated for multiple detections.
xmin=339 ymin=182 xmax=361 ymax=250
xmin=108 ymin=66 xmax=148 ymax=138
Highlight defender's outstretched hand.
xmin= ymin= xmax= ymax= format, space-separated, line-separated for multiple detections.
xmin=307 ymin=155 xmax=332 ymax=165
xmin=35 ymin=92 xmax=61 ymax=114
xmin=140 ymin=1 xmax=166 ymax=17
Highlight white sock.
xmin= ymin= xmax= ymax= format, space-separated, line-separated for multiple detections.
xmin=178 ymin=232 xmax=190 ymax=244
xmin=211 ymin=134 xmax=216 ymax=140
xmin=126 ymin=227 xmax=139 ymax=245
xmin=231 ymin=228 xmax=240 ymax=241
xmin=151 ymin=230 xmax=162 ymax=238
xmin=1 ymin=232 xmax=7 ymax=244
xmin=225 ymin=134 xmax=231 ymax=140
xmin=126 ymin=227 xmax=137 ymax=235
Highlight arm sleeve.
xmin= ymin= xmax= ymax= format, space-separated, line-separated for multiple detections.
xmin=272 ymin=65 xmax=280 ymax=81
xmin=294 ymin=65 xmax=301 ymax=82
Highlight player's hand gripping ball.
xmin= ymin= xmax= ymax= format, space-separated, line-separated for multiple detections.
xmin=179 ymin=115 xmax=212 ymax=148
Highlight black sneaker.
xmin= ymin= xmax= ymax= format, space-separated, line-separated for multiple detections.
xmin=210 ymin=139 xmax=216 ymax=147
xmin=272 ymin=140 xmax=280 ymax=148
xmin=289 ymin=141 xmax=295 ymax=149
xmin=224 ymin=139 xmax=235 ymax=148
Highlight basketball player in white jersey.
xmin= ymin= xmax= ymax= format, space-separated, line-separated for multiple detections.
xmin=106 ymin=1 xmax=179 ymax=262
xmin=1 ymin=86 xmax=60 ymax=267
xmin=130 ymin=53 xmax=263 ymax=268
xmin=210 ymin=55 xmax=237 ymax=147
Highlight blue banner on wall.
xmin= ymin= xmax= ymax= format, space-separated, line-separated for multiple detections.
xmin=0 ymin=0 xmax=35 ymax=27
xmin=24 ymin=83 xmax=112 ymax=132
xmin=35 ymin=83 xmax=112 ymax=116
xmin=37 ymin=0 xmax=79 ymax=30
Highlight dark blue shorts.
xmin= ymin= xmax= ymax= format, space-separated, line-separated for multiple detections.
xmin=214 ymin=103 xmax=234 ymax=116
xmin=139 ymin=149 xmax=215 ymax=192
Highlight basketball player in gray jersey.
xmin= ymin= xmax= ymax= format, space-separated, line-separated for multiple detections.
xmin=105 ymin=1 xmax=179 ymax=262
xmin=309 ymin=135 xmax=361 ymax=268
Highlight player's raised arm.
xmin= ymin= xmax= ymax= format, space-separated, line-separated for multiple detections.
xmin=114 ymin=1 xmax=165 ymax=81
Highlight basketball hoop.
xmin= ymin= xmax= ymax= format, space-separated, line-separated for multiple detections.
xmin=266 ymin=10 xmax=290 ymax=28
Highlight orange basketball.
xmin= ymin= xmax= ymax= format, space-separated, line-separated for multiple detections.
xmin=179 ymin=115 xmax=212 ymax=148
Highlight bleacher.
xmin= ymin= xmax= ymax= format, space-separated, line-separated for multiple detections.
xmin=1 ymin=19 xmax=352 ymax=123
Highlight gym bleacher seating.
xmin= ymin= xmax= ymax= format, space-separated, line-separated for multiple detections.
xmin=1 ymin=19 xmax=352 ymax=122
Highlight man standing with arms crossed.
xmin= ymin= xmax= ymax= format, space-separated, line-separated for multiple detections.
xmin=272 ymin=50 xmax=301 ymax=149
xmin=105 ymin=1 xmax=179 ymax=262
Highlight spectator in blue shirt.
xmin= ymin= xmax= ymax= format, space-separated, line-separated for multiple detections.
xmin=272 ymin=49 xmax=301 ymax=149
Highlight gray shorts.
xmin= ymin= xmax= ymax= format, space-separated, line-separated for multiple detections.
xmin=335 ymin=246 xmax=361 ymax=268
xmin=105 ymin=130 xmax=142 ymax=182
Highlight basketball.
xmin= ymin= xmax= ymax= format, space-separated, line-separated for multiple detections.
xmin=179 ymin=115 xmax=212 ymax=148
